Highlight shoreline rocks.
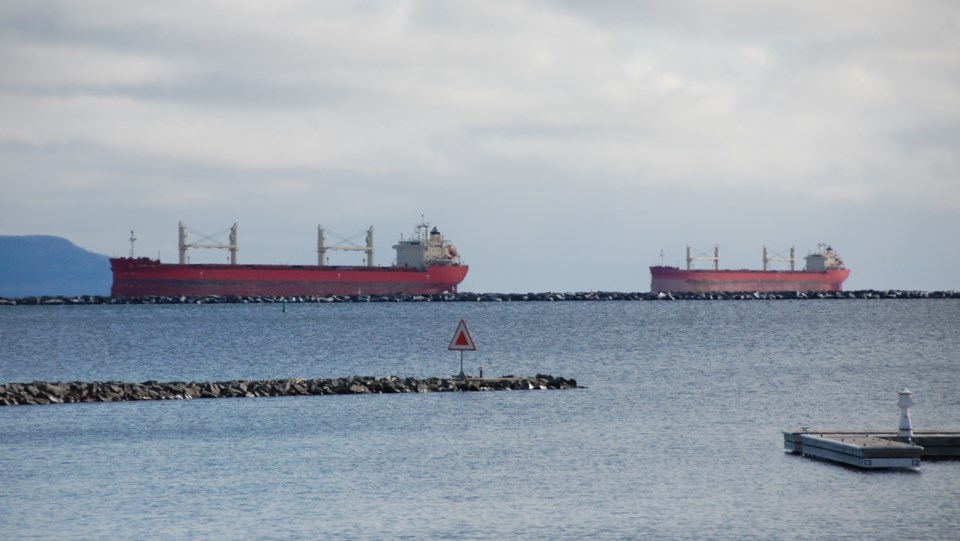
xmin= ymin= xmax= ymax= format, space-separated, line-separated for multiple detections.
xmin=0 ymin=289 xmax=958 ymax=305
xmin=0 ymin=375 xmax=580 ymax=406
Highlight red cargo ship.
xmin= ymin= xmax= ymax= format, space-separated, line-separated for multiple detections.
xmin=111 ymin=220 xmax=468 ymax=297
xmin=650 ymin=244 xmax=850 ymax=293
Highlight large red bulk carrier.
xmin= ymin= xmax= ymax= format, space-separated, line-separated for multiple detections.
xmin=111 ymin=220 xmax=468 ymax=297
xmin=650 ymin=244 xmax=850 ymax=293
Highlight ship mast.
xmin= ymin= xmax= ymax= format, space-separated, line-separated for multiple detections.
xmin=687 ymin=245 xmax=720 ymax=270
xmin=415 ymin=214 xmax=429 ymax=243
xmin=178 ymin=222 xmax=238 ymax=264
xmin=317 ymin=225 xmax=375 ymax=267
xmin=128 ymin=230 xmax=136 ymax=258
xmin=763 ymin=245 xmax=796 ymax=271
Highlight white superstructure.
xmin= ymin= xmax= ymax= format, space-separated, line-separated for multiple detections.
xmin=393 ymin=220 xmax=461 ymax=269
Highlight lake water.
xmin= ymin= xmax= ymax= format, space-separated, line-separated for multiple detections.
xmin=2 ymin=300 xmax=959 ymax=540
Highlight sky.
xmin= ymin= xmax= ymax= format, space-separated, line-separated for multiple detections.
xmin=1 ymin=0 xmax=958 ymax=292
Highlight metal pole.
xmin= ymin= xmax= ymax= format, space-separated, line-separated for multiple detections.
xmin=366 ymin=226 xmax=375 ymax=267
xmin=179 ymin=222 xmax=188 ymax=264
xmin=318 ymin=226 xmax=326 ymax=266
xmin=229 ymin=223 xmax=238 ymax=265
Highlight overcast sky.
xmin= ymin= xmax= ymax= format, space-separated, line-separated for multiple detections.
xmin=2 ymin=1 xmax=958 ymax=292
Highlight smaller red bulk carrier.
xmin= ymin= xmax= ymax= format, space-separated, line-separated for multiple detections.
xmin=650 ymin=244 xmax=850 ymax=293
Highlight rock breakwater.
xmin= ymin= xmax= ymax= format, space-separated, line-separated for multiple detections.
xmin=1 ymin=290 xmax=957 ymax=305
xmin=452 ymin=290 xmax=959 ymax=301
xmin=0 ymin=375 xmax=580 ymax=406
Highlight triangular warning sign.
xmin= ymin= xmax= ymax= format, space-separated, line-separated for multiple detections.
xmin=448 ymin=319 xmax=477 ymax=351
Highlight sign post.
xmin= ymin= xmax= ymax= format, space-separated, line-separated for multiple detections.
xmin=448 ymin=319 xmax=477 ymax=379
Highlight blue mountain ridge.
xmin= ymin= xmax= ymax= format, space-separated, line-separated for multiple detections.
xmin=0 ymin=236 xmax=111 ymax=297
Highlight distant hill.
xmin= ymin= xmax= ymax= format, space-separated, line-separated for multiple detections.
xmin=0 ymin=236 xmax=111 ymax=297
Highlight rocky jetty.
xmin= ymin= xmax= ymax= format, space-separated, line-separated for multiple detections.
xmin=0 ymin=375 xmax=580 ymax=406
xmin=1 ymin=289 xmax=958 ymax=305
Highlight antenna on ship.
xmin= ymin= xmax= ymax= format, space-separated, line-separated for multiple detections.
xmin=129 ymin=230 xmax=137 ymax=258
xmin=659 ymin=249 xmax=664 ymax=265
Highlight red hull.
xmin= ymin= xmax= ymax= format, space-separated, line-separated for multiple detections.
xmin=650 ymin=266 xmax=850 ymax=293
xmin=111 ymin=258 xmax=468 ymax=297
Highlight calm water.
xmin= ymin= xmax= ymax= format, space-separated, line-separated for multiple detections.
xmin=1 ymin=300 xmax=959 ymax=540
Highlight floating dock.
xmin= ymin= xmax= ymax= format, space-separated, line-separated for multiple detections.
xmin=784 ymin=430 xmax=922 ymax=469
xmin=784 ymin=389 xmax=960 ymax=470
xmin=784 ymin=430 xmax=960 ymax=464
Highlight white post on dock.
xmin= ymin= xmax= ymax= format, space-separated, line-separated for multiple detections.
xmin=897 ymin=387 xmax=914 ymax=443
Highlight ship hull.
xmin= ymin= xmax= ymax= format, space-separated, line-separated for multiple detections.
xmin=650 ymin=266 xmax=850 ymax=293
xmin=111 ymin=258 xmax=468 ymax=297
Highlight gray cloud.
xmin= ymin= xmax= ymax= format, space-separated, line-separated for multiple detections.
xmin=1 ymin=1 xmax=958 ymax=291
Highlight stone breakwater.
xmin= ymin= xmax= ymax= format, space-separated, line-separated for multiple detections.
xmin=1 ymin=290 xmax=958 ymax=305
xmin=0 ymin=375 xmax=580 ymax=406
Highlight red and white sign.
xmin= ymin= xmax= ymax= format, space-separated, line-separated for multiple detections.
xmin=448 ymin=319 xmax=477 ymax=351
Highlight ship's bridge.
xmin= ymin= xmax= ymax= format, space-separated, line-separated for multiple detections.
xmin=393 ymin=222 xmax=460 ymax=268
